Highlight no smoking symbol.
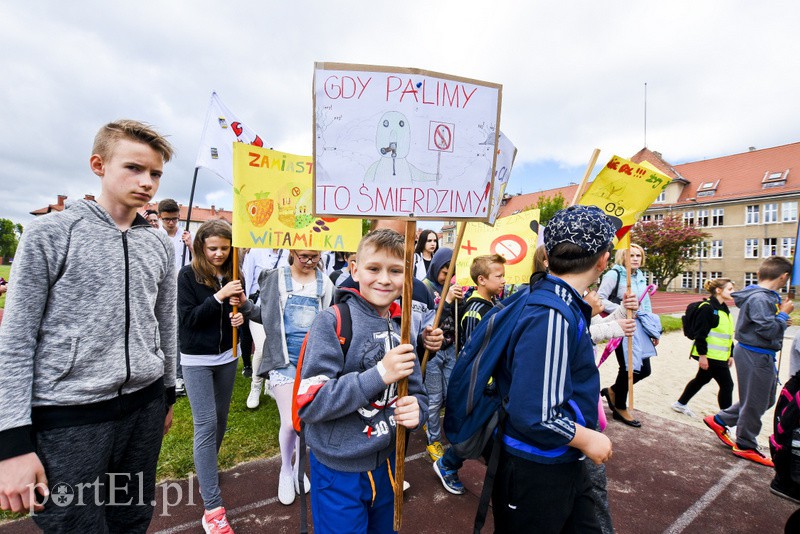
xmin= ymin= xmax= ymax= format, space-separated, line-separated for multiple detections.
xmin=434 ymin=124 xmax=451 ymax=150
xmin=428 ymin=121 xmax=455 ymax=152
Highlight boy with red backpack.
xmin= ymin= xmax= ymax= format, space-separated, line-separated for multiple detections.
xmin=294 ymin=229 xmax=429 ymax=533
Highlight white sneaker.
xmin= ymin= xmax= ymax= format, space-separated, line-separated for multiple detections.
xmin=246 ymin=379 xmax=262 ymax=409
xmin=671 ymin=401 xmax=696 ymax=417
xmin=175 ymin=378 xmax=186 ymax=397
xmin=294 ymin=472 xmax=311 ymax=494
xmin=403 ymin=480 xmax=410 ymax=492
xmin=264 ymin=380 xmax=275 ymax=400
xmin=278 ymin=472 xmax=295 ymax=505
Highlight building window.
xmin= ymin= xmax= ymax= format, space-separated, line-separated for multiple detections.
xmin=744 ymin=272 xmax=758 ymax=286
xmin=696 ymin=180 xmax=719 ymax=198
xmin=710 ymin=240 xmax=723 ymax=258
xmin=764 ymin=203 xmax=778 ymax=224
xmin=781 ymin=237 xmax=796 ymax=257
xmin=681 ymin=272 xmax=693 ymax=289
xmin=653 ymin=213 xmax=664 ymax=222
xmin=696 ymin=242 xmax=709 ymax=259
xmin=683 ymin=210 xmax=695 ymax=226
xmin=763 ymin=238 xmax=778 ymax=257
xmin=655 ymin=191 xmax=666 ymax=203
xmin=763 ymin=169 xmax=788 ymax=188
xmin=696 ymin=271 xmax=708 ymax=289
xmin=782 ymin=201 xmax=798 ymax=222
xmin=745 ymin=205 xmax=760 ymax=224
xmin=711 ymin=208 xmax=724 ymax=226
xmin=745 ymin=239 xmax=759 ymax=258
xmin=640 ymin=214 xmax=651 ymax=222
xmin=708 ymin=271 xmax=723 ymax=280
xmin=697 ymin=209 xmax=709 ymax=227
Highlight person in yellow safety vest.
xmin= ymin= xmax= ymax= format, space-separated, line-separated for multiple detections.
xmin=672 ymin=278 xmax=736 ymax=417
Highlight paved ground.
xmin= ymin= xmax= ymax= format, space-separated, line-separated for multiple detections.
xmin=3 ymin=411 xmax=797 ymax=533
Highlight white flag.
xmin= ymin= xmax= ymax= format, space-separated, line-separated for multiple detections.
xmin=195 ymin=91 xmax=266 ymax=184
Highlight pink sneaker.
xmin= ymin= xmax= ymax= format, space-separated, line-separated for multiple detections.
xmin=202 ymin=507 xmax=234 ymax=534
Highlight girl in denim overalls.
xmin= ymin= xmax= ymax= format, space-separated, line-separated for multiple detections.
xmin=241 ymin=250 xmax=334 ymax=505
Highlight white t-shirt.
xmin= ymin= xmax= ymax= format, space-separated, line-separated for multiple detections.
xmin=242 ymin=249 xmax=291 ymax=298
xmin=163 ymin=228 xmax=193 ymax=273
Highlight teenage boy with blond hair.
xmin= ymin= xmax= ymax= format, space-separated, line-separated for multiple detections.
xmin=0 ymin=120 xmax=177 ymax=532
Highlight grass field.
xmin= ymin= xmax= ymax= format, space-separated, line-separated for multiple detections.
xmin=0 ymin=265 xmax=9 ymax=308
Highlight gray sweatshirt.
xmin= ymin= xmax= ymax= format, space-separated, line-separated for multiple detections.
xmin=731 ymin=284 xmax=789 ymax=352
xmin=297 ymin=289 xmax=429 ymax=472
xmin=0 ymin=200 xmax=177 ymax=459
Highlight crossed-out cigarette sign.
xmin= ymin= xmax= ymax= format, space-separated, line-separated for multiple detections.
xmin=428 ymin=121 xmax=454 ymax=152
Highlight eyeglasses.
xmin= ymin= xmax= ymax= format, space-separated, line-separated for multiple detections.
xmin=295 ymin=253 xmax=321 ymax=264
xmin=161 ymin=217 xmax=179 ymax=222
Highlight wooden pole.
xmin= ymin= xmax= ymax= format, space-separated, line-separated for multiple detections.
xmin=394 ymin=220 xmax=416 ymax=531
xmin=625 ymin=247 xmax=634 ymax=410
xmin=569 ymin=148 xmax=601 ymax=207
xmin=420 ymin=222 xmax=467 ymax=377
xmin=232 ymin=247 xmax=239 ymax=360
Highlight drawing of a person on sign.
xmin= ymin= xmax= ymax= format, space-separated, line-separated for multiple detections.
xmin=364 ymin=111 xmax=437 ymax=183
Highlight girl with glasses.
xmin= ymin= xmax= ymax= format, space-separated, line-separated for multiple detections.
xmin=239 ymin=249 xmax=333 ymax=505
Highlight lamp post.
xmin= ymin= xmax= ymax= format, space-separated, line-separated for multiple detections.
xmin=697 ymin=241 xmax=705 ymax=294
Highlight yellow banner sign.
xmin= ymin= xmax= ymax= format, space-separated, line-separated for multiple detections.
xmin=455 ymin=208 xmax=540 ymax=286
xmin=578 ymin=156 xmax=670 ymax=248
xmin=232 ymin=144 xmax=362 ymax=250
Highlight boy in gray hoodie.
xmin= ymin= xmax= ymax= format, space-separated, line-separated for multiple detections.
xmin=704 ymin=256 xmax=793 ymax=467
xmin=296 ymin=229 xmax=428 ymax=534
xmin=0 ymin=120 xmax=177 ymax=531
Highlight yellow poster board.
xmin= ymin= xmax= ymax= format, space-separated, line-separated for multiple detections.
xmin=232 ymin=144 xmax=362 ymax=250
xmin=578 ymin=156 xmax=670 ymax=248
xmin=455 ymin=208 xmax=540 ymax=286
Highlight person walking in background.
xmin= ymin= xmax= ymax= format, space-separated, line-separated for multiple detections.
xmin=177 ymin=220 xmax=243 ymax=533
xmin=239 ymin=249 xmax=334 ymax=505
xmin=241 ymin=248 xmax=290 ymax=408
xmin=598 ymin=244 xmax=661 ymax=428
xmin=704 ymin=257 xmax=794 ymax=467
xmin=413 ymin=228 xmax=439 ymax=280
xmin=673 ymin=278 xmax=735 ymax=416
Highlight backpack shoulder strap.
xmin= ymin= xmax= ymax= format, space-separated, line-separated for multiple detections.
xmin=331 ymin=302 xmax=353 ymax=358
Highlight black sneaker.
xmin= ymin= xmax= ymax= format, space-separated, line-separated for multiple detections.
xmin=242 ymin=365 xmax=253 ymax=378
xmin=770 ymin=478 xmax=800 ymax=504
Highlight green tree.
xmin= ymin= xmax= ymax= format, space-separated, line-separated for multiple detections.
xmin=631 ymin=215 xmax=708 ymax=291
xmin=535 ymin=191 xmax=567 ymax=225
xmin=0 ymin=219 xmax=22 ymax=261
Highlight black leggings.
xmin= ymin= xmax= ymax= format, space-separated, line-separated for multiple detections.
xmin=677 ymin=357 xmax=733 ymax=409
xmin=611 ymin=345 xmax=651 ymax=410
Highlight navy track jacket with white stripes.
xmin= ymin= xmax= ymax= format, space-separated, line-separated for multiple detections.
xmin=498 ymin=274 xmax=598 ymax=464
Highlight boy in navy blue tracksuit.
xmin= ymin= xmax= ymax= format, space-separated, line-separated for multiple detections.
xmin=493 ymin=206 xmax=615 ymax=533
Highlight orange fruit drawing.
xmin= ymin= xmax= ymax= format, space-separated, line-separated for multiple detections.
xmin=247 ymin=195 xmax=274 ymax=227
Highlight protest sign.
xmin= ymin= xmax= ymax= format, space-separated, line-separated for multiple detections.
xmin=455 ymin=208 xmax=541 ymax=286
xmin=579 ymin=156 xmax=670 ymax=248
xmin=232 ymin=144 xmax=362 ymax=250
xmin=487 ymin=132 xmax=517 ymax=225
xmin=313 ymin=62 xmax=502 ymax=220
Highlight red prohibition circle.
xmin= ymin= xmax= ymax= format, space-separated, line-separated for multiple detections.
xmin=490 ymin=234 xmax=528 ymax=265
xmin=434 ymin=124 xmax=452 ymax=150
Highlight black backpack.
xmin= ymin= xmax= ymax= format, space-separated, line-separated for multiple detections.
xmin=681 ymin=299 xmax=715 ymax=340
xmin=770 ymin=371 xmax=800 ymax=494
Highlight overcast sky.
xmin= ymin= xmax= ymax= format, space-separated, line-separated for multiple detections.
xmin=2 ymin=1 xmax=798 ymax=227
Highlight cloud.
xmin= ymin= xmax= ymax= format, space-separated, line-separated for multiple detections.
xmin=3 ymin=0 xmax=799 ymax=226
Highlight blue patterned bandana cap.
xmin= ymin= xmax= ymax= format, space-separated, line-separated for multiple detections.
xmin=543 ymin=205 xmax=615 ymax=257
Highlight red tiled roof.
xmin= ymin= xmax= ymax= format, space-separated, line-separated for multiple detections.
xmin=668 ymin=142 xmax=800 ymax=206
xmin=31 ymin=195 xmax=231 ymax=222
xmin=630 ymin=147 xmax=688 ymax=183
xmin=495 ymin=184 xmax=579 ymax=219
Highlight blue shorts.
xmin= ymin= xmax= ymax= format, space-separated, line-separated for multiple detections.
xmin=309 ymin=450 xmax=397 ymax=534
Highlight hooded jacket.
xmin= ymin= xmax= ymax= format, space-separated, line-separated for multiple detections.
xmin=732 ymin=284 xmax=790 ymax=353
xmin=0 ymin=200 xmax=177 ymax=460
xmin=297 ymin=289 xmax=429 ymax=472
xmin=422 ymin=247 xmax=457 ymax=348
